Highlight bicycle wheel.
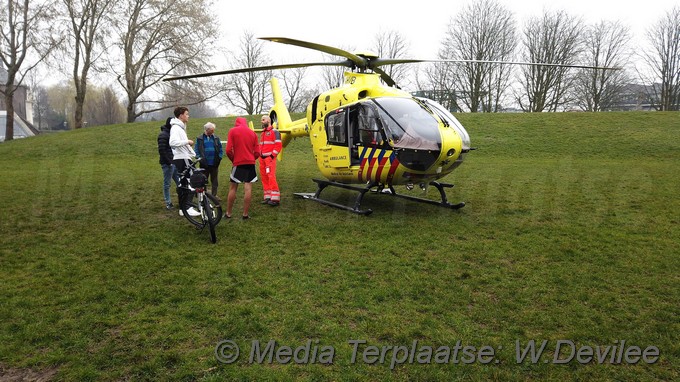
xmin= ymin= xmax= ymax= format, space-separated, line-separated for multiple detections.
xmin=203 ymin=196 xmax=217 ymax=244
xmin=180 ymin=190 xmax=204 ymax=228
xmin=204 ymin=193 xmax=223 ymax=225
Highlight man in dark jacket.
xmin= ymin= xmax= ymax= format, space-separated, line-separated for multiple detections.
xmin=158 ymin=117 xmax=181 ymax=209
xmin=194 ymin=122 xmax=223 ymax=198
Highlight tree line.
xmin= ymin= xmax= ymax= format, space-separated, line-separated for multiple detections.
xmin=419 ymin=0 xmax=680 ymax=113
xmin=1 ymin=0 xmax=678 ymax=140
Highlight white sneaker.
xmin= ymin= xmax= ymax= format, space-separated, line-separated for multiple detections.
xmin=178 ymin=207 xmax=201 ymax=217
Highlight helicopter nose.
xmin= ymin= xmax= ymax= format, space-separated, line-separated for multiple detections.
xmin=395 ymin=149 xmax=441 ymax=172
xmin=393 ymin=125 xmax=465 ymax=173
xmin=437 ymin=126 xmax=466 ymax=172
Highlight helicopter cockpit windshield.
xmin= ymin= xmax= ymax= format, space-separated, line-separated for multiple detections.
xmin=371 ymin=97 xmax=442 ymax=151
xmin=418 ymin=98 xmax=471 ymax=151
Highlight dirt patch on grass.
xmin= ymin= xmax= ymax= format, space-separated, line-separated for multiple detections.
xmin=0 ymin=364 xmax=59 ymax=381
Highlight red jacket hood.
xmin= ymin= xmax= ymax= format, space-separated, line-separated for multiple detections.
xmin=234 ymin=117 xmax=248 ymax=129
xmin=226 ymin=117 xmax=260 ymax=166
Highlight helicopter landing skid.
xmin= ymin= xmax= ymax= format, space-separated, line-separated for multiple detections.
xmin=294 ymin=179 xmax=465 ymax=215
xmin=294 ymin=179 xmax=376 ymax=215
xmin=378 ymin=181 xmax=466 ymax=210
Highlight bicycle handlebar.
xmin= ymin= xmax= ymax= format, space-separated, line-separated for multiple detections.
xmin=179 ymin=157 xmax=203 ymax=178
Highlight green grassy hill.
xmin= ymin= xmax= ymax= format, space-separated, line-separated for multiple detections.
xmin=0 ymin=112 xmax=678 ymax=381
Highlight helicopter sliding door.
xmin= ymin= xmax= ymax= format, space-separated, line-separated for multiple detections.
xmin=348 ymin=104 xmax=385 ymax=166
xmin=321 ymin=103 xmax=395 ymax=183
xmin=323 ymin=104 xmax=386 ymax=169
xmin=323 ymin=109 xmax=350 ymax=168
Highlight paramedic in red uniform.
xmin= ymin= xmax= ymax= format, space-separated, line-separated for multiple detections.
xmin=259 ymin=115 xmax=282 ymax=206
xmin=225 ymin=117 xmax=261 ymax=219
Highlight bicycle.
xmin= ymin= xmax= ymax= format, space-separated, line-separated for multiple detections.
xmin=176 ymin=158 xmax=223 ymax=243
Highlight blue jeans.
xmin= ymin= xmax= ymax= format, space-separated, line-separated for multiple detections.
xmin=161 ymin=163 xmax=180 ymax=205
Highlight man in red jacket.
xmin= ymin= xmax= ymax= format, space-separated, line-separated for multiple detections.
xmin=225 ymin=117 xmax=261 ymax=219
xmin=259 ymin=115 xmax=282 ymax=206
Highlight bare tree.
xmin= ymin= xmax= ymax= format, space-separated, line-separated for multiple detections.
xmin=46 ymin=82 xmax=73 ymax=128
xmin=42 ymin=80 xmax=124 ymax=127
xmin=185 ymin=101 xmax=217 ymax=119
xmin=417 ymin=62 xmax=461 ymax=112
xmin=516 ymin=10 xmax=583 ymax=112
xmin=372 ymin=30 xmax=412 ymax=88
xmin=165 ymin=84 xmax=217 ymax=118
xmin=641 ymin=6 xmax=680 ymax=111
xmin=0 ymin=0 xmax=58 ymax=140
xmin=571 ymin=21 xmax=631 ymax=111
xmin=279 ymin=67 xmax=317 ymax=113
xmin=319 ymin=44 xmax=354 ymax=91
xmin=320 ymin=61 xmax=345 ymax=90
xmin=223 ymin=31 xmax=272 ymax=115
xmin=62 ymin=0 xmax=113 ymax=129
xmin=84 ymin=86 xmax=124 ymax=126
xmin=439 ymin=0 xmax=516 ymax=112
xmin=40 ymin=84 xmax=68 ymax=129
xmin=32 ymin=85 xmax=50 ymax=129
xmin=24 ymin=70 xmax=46 ymax=129
xmin=113 ymin=0 xmax=220 ymax=122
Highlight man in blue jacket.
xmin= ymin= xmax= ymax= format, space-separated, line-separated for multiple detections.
xmin=194 ymin=122 xmax=223 ymax=198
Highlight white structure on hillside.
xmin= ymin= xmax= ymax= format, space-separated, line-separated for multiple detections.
xmin=0 ymin=67 xmax=37 ymax=141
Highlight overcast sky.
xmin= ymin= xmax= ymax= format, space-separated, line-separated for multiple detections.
xmin=215 ymin=0 xmax=677 ymax=61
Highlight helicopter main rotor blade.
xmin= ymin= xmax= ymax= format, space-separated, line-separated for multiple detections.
xmin=374 ymin=58 xmax=620 ymax=71
xmin=163 ymin=60 xmax=353 ymax=81
xmin=372 ymin=58 xmax=430 ymax=67
xmin=259 ymin=37 xmax=368 ymax=70
xmin=371 ymin=67 xmax=397 ymax=88
xmin=438 ymin=59 xmax=621 ymax=70
xmin=164 ymin=36 xmax=619 ymax=84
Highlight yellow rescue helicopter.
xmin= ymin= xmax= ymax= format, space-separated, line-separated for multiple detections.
xmin=165 ymin=37 xmax=614 ymax=215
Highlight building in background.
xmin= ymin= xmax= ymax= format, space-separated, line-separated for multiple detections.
xmin=0 ymin=67 xmax=38 ymax=141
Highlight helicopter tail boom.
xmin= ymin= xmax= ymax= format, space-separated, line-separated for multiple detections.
xmin=270 ymin=77 xmax=292 ymax=128
xmin=267 ymin=77 xmax=310 ymax=160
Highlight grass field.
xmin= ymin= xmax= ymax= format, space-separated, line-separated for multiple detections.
xmin=0 ymin=111 xmax=678 ymax=381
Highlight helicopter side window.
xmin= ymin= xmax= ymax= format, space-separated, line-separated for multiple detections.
xmin=357 ymin=105 xmax=382 ymax=146
xmin=325 ymin=110 xmax=347 ymax=145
